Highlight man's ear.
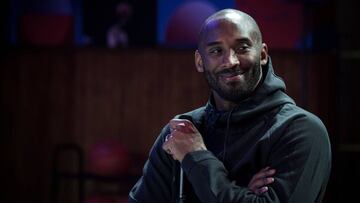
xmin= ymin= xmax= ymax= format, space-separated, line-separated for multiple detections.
xmin=260 ymin=43 xmax=268 ymax=66
xmin=195 ymin=50 xmax=204 ymax=73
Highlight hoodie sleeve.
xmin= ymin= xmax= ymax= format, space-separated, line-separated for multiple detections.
xmin=181 ymin=113 xmax=331 ymax=203
xmin=129 ymin=125 xmax=175 ymax=203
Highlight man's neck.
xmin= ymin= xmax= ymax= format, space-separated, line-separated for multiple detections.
xmin=212 ymin=92 xmax=238 ymax=111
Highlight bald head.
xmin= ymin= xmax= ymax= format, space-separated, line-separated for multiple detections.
xmin=198 ymin=9 xmax=262 ymax=50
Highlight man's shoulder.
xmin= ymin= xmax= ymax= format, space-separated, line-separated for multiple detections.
xmin=174 ymin=106 xmax=207 ymax=120
xmin=280 ymin=103 xmax=325 ymax=126
xmin=278 ymin=103 xmax=329 ymax=143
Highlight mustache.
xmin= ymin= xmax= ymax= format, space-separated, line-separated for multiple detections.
xmin=217 ymin=66 xmax=243 ymax=76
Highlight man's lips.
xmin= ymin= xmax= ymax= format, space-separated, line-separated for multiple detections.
xmin=222 ymin=74 xmax=242 ymax=82
xmin=218 ymin=69 xmax=245 ymax=82
xmin=219 ymin=71 xmax=243 ymax=77
xmin=217 ymin=67 xmax=245 ymax=76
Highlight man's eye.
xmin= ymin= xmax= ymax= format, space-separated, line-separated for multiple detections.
xmin=236 ymin=45 xmax=250 ymax=53
xmin=209 ymin=48 xmax=222 ymax=55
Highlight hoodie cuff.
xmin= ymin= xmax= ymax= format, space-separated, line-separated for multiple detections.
xmin=181 ymin=150 xmax=217 ymax=176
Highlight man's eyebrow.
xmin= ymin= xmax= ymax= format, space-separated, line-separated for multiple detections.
xmin=205 ymin=41 xmax=222 ymax=47
xmin=235 ymin=38 xmax=252 ymax=45
xmin=205 ymin=38 xmax=253 ymax=48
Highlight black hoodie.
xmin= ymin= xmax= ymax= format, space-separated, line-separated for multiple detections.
xmin=129 ymin=59 xmax=331 ymax=203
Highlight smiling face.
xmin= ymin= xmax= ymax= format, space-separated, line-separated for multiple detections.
xmin=195 ymin=10 xmax=268 ymax=109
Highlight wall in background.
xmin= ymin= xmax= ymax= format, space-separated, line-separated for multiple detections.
xmin=1 ymin=48 xmax=337 ymax=203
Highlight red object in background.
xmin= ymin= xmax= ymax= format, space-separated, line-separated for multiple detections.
xmin=236 ymin=0 xmax=303 ymax=49
xmin=19 ymin=14 xmax=73 ymax=46
xmin=165 ymin=1 xmax=216 ymax=45
xmin=88 ymin=138 xmax=130 ymax=176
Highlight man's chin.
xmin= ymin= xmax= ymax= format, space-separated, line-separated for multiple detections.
xmin=217 ymin=89 xmax=250 ymax=103
xmin=220 ymin=82 xmax=244 ymax=93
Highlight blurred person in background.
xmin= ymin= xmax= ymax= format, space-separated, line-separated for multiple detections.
xmin=107 ymin=2 xmax=132 ymax=48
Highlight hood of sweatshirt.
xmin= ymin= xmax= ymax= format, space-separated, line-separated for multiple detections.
xmin=201 ymin=57 xmax=295 ymax=126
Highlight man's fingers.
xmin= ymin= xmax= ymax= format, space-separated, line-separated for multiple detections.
xmin=248 ymin=167 xmax=275 ymax=195
xmin=255 ymin=186 xmax=269 ymax=195
xmin=266 ymin=169 xmax=276 ymax=175
xmin=169 ymin=119 xmax=196 ymax=133
xmin=263 ymin=177 xmax=275 ymax=185
xmin=165 ymin=133 xmax=173 ymax=142
xmin=163 ymin=120 xmax=206 ymax=162
xmin=251 ymin=177 xmax=274 ymax=189
xmin=260 ymin=166 xmax=270 ymax=172
xmin=252 ymin=168 xmax=276 ymax=180
xmin=169 ymin=119 xmax=192 ymax=129
xmin=162 ymin=134 xmax=172 ymax=151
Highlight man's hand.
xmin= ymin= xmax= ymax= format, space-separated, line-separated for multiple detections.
xmin=248 ymin=167 xmax=276 ymax=195
xmin=162 ymin=119 xmax=207 ymax=162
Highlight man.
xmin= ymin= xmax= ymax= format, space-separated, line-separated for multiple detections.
xmin=129 ymin=9 xmax=331 ymax=203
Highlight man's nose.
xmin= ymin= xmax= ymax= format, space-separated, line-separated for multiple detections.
xmin=222 ymin=49 xmax=239 ymax=67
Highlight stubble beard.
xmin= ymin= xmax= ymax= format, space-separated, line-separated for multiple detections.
xmin=203 ymin=61 xmax=262 ymax=103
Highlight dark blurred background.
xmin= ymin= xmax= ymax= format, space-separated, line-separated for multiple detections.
xmin=1 ymin=0 xmax=359 ymax=202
